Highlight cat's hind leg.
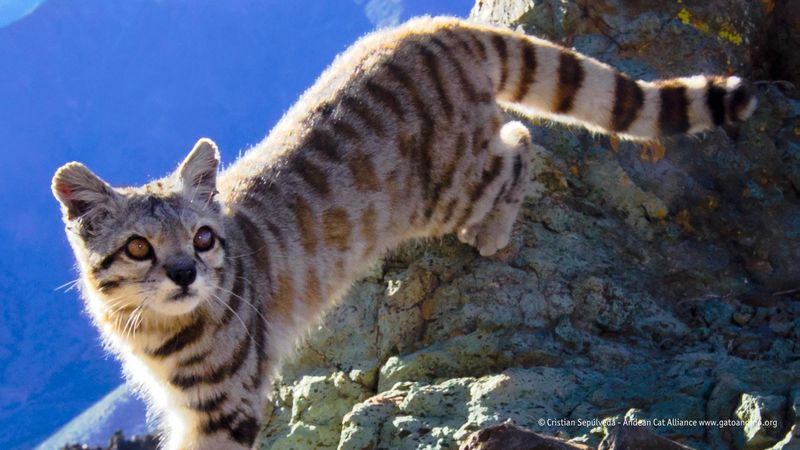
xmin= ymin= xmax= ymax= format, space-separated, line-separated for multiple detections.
xmin=457 ymin=121 xmax=531 ymax=256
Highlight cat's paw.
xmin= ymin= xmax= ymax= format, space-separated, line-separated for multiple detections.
xmin=457 ymin=223 xmax=479 ymax=247
xmin=458 ymin=220 xmax=511 ymax=257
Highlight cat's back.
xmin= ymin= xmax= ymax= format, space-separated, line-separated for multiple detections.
xmin=217 ymin=16 xmax=484 ymax=186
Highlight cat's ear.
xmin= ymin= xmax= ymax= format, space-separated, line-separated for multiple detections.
xmin=178 ymin=138 xmax=220 ymax=203
xmin=52 ymin=162 xmax=119 ymax=225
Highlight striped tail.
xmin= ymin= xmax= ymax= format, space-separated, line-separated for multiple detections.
xmin=470 ymin=26 xmax=757 ymax=140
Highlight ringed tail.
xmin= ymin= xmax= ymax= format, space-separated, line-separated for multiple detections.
xmin=448 ymin=19 xmax=757 ymax=140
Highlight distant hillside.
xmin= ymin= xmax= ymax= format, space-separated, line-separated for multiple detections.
xmin=59 ymin=431 xmax=158 ymax=450
xmin=35 ymin=384 xmax=152 ymax=450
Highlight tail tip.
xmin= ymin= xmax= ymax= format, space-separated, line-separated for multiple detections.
xmin=725 ymin=76 xmax=758 ymax=123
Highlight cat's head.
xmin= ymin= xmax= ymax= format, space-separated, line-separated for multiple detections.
xmin=53 ymin=138 xmax=227 ymax=323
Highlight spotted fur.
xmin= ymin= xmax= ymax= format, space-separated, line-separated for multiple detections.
xmin=52 ymin=17 xmax=755 ymax=450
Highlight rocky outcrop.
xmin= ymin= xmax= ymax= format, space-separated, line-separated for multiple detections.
xmin=256 ymin=1 xmax=799 ymax=449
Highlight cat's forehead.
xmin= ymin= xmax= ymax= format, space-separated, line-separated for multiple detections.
xmin=126 ymin=193 xmax=186 ymax=222
xmin=121 ymin=178 xmax=215 ymax=219
xmin=81 ymin=190 xmax=213 ymax=254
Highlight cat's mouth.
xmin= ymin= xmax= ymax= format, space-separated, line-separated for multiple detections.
xmin=168 ymin=287 xmax=195 ymax=301
xmin=150 ymin=286 xmax=204 ymax=317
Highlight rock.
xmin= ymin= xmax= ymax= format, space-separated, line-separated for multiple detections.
xmin=339 ymin=368 xmax=604 ymax=449
xmin=376 ymin=330 xmax=508 ymax=392
xmin=769 ymin=316 xmax=794 ymax=337
xmin=339 ymin=379 xmax=470 ymax=449
xmin=766 ymin=0 xmax=800 ymax=87
xmin=470 ymin=0 xmax=778 ymax=82
xmin=735 ymin=393 xmax=787 ymax=449
xmin=259 ymin=372 xmax=370 ymax=450
xmin=632 ymin=395 xmax=706 ymax=439
xmin=734 ymin=312 xmax=753 ymax=326
xmin=598 ymin=426 xmax=695 ymax=450
xmin=459 ymin=422 xmax=590 ymax=450
xmin=772 ymin=390 xmax=800 ymax=450
xmin=338 ymin=388 xmax=407 ymax=450
xmin=698 ymin=299 xmax=736 ymax=329
xmin=769 ymin=426 xmax=800 ymax=450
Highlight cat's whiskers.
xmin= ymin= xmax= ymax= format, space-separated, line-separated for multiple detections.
xmin=55 ymin=278 xmax=81 ymax=293
xmin=224 ymin=245 xmax=267 ymax=261
xmin=233 ymin=275 xmax=254 ymax=288
xmin=130 ymin=301 xmax=148 ymax=339
xmin=98 ymin=287 xmax=149 ymax=338
xmin=104 ymin=297 xmax=137 ymax=318
xmin=121 ymin=310 xmax=135 ymax=339
xmin=121 ymin=303 xmax=139 ymax=338
xmin=213 ymin=283 xmax=269 ymax=327
xmin=208 ymin=291 xmax=256 ymax=343
xmin=103 ymin=288 xmax=146 ymax=315
xmin=123 ymin=301 xmax=147 ymax=340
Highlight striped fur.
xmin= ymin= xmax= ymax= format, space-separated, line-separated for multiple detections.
xmin=52 ymin=17 xmax=755 ymax=450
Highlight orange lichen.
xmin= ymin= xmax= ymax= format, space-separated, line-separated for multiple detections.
xmin=539 ymin=170 xmax=569 ymax=191
xmin=676 ymin=209 xmax=695 ymax=233
xmin=420 ymin=292 xmax=437 ymax=321
xmin=640 ymin=142 xmax=666 ymax=162
xmin=447 ymin=328 xmax=466 ymax=338
xmin=609 ymin=135 xmax=620 ymax=153
xmin=652 ymin=208 xmax=668 ymax=220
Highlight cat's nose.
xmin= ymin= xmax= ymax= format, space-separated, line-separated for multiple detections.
xmin=165 ymin=259 xmax=196 ymax=287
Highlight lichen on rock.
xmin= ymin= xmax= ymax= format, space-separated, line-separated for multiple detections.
xmin=256 ymin=2 xmax=800 ymax=449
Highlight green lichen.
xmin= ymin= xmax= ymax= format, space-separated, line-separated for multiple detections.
xmin=678 ymin=6 xmax=742 ymax=45
xmin=719 ymin=27 xmax=744 ymax=45
xmin=677 ymin=7 xmax=691 ymax=25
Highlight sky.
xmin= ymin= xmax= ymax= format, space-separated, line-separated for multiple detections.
xmin=0 ymin=1 xmax=471 ymax=448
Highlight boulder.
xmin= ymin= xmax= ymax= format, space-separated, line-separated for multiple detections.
xmin=598 ymin=426 xmax=695 ymax=450
xmin=460 ymin=422 xmax=590 ymax=450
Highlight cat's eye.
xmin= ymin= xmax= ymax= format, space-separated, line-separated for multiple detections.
xmin=125 ymin=236 xmax=153 ymax=260
xmin=193 ymin=226 xmax=215 ymax=252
